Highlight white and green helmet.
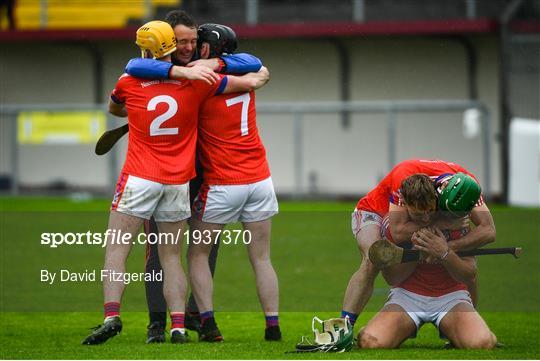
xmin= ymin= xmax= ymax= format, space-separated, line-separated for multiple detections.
xmin=295 ymin=316 xmax=354 ymax=353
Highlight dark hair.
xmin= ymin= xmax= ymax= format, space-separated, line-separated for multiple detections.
xmin=164 ymin=10 xmax=197 ymax=29
xmin=400 ymin=174 xmax=437 ymax=210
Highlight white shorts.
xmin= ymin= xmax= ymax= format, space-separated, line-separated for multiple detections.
xmin=351 ymin=209 xmax=383 ymax=237
xmin=192 ymin=177 xmax=278 ymax=224
xmin=111 ymin=173 xmax=190 ymax=222
xmin=385 ymin=287 xmax=473 ymax=332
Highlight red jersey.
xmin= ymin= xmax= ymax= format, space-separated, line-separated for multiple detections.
xmin=197 ymin=91 xmax=270 ymax=185
xmin=397 ymin=229 xmax=471 ymax=297
xmin=359 ymin=159 xmax=483 ymax=297
xmin=111 ymin=74 xmax=224 ymax=184
xmin=356 ymin=159 xmax=483 ymax=216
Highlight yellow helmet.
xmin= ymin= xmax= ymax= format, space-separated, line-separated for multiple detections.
xmin=136 ymin=20 xmax=177 ymax=59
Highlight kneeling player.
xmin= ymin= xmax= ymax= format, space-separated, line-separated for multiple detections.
xmin=358 ymin=175 xmax=497 ymax=349
xmin=341 ymin=159 xmax=496 ymax=326
xmin=358 ymin=229 xmax=497 ymax=349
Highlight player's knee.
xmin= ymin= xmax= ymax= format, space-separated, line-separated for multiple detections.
xmin=249 ymin=254 xmax=271 ymax=267
xmin=187 ymin=247 xmax=210 ymax=262
xmin=476 ymin=332 xmax=498 ymax=349
xmin=467 ymin=338 xmax=496 ymax=349
xmin=247 ymin=245 xmax=271 ymax=264
xmin=490 ymin=332 xmax=498 ymax=348
xmin=357 ymin=327 xmax=390 ymax=349
xmin=459 ymin=332 xmax=496 ymax=349
xmin=158 ymin=252 xmax=177 ymax=264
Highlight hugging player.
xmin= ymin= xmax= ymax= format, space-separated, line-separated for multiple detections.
xmin=126 ymin=21 xmax=280 ymax=342
xmin=124 ymin=10 xmax=266 ymax=343
xmin=82 ymin=20 xmax=268 ymax=345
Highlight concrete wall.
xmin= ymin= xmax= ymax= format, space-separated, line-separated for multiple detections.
xmin=1 ymin=34 xmax=514 ymax=196
xmin=509 ymin=40 xmax=540 ymax=120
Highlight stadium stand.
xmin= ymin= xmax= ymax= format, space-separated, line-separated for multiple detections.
xmin=12 ymin=0 xmax=179 ymax=29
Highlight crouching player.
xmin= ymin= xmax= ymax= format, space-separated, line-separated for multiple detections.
xmin=358 ymin=173 xmax=497 ymax=349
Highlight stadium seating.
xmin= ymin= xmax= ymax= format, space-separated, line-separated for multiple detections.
xmin=14 ymin=0 xmax=180 ymax=29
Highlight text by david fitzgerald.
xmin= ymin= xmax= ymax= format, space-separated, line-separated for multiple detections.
xmin=40 ymin=269 xmax=162 ymax=285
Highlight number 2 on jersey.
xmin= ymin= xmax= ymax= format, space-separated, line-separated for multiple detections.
xmin=148 ymin=95 xmax=179 ymax=136
xmin=226 ymin=93 xmax=250 ymax=136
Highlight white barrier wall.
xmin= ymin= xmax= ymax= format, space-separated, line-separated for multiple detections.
xmin=509 ymin=118 xmax=540 ymax=206
xmin=0 ymin=35 xmax=521 ymax=195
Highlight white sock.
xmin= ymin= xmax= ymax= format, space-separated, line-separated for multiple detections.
xmin=171 ymin=328 xmax=185 ymax=335
xmin=104 ymin=316 xmax=118 ymax=323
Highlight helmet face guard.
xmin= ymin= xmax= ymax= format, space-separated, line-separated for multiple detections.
xmin=438 ymin=173 xmax=481 ymax=216
xmin=197 ymin=23 xmax=238 ymax=58
xmin=136 ymin=21 xmax=177 ymax=59
xmin=294 ymin=317 xmax=354 ymax=353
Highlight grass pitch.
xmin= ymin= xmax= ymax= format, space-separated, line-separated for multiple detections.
xmin=1 ymin=197 xmax=539 ymax=359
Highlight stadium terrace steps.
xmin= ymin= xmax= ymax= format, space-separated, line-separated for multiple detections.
xmin=15 ymin=0 xmax=181 ymax=30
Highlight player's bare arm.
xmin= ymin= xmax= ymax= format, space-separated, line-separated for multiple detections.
xmin=414 ymin=227 xmax=477 ymax=283
xmin=446 ymin=203 xmax=496 ymax=251
xmin=186 ymin=58 xmax=221 ymax=70
xmin=388 ymin=202 xmax=427 ymax=244
xmin=222 ymin=66 xmax=270 ymax=94
xmin=432 ymin=212 xmax=470 ymax=230
xmin=169 ymin=64 xmax=220 ymax=85
xmin=108 ymin=99 xmax=127 ymax=118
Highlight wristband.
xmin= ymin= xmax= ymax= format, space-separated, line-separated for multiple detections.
xmin=440 ymin=248 xmax=450 ymax=261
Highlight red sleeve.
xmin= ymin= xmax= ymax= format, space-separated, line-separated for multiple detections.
xmin=389 ymin=166 xmax=410 ymax=206
xmin=192 ymin=74 xmax=226 ymax=101
xmin=110 ymin=73 xmax=130 ymax=104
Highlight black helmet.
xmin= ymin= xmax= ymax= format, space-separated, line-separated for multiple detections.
xmin=197 ymin=23 xmax=238 ymax=58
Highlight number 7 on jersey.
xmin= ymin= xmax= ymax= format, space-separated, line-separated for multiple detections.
xmin=226 ymin=93 xmax=251 ymax=136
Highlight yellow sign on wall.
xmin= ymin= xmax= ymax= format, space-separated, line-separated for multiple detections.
xmin=17 ymin=111 xmax=106 ymax=144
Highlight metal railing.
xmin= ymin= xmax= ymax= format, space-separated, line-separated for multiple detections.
xmin=30 ymin=0 xmax=489 ymax=29
xmin=256 ymin=100 xmax=492 ymax=198
xmin=2 ymin=99 xmax=492 ymax=198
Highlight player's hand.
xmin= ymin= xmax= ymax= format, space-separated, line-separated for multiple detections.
xmin=411 ymin=229 xmax=425 ymax=248
xmin=170 ymin=65 xmax=220 ymax=84
xmin=412 ymin=227 xmax=449 ymax=260
xmin=412 ymin=230 xmax=435 ymax=262
xmin=254 ymin=66 xmax=270 ymax=87
xmin=424 ymin=254 xmax=441 ymax=264
xmin=187 ymin=58 xmax=220 ymax=71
